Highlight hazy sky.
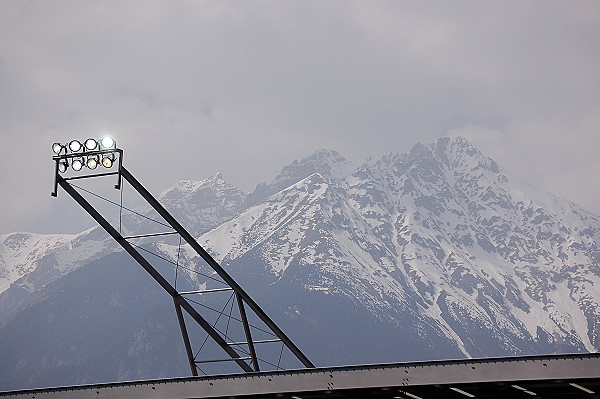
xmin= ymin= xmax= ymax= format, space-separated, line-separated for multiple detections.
xmin=1 ymin=1 xmax=599 ymax=235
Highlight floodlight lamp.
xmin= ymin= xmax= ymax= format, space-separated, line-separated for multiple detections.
xmin=86 ymin=156 xmax=99 ymax=170
xmin=58 ymin=161 xmax=68 ymax=173
xmin=69 ymin=140 xmax=82 ymax=152
xmin=101 ymin=153 xmax=115 ymax=168
xmin=84 ymin=138 xmax=98 ymax=151
xmin=72 ymin=158 xmax=84 ymax=171
xmin=100 ymin=136 xmax=115 ymax=149
xmin=52 ymin=143 xmax=64 ymax=154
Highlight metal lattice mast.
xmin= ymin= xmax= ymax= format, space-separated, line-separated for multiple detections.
xmin=51 ymin=138 xmax=314 ymax=375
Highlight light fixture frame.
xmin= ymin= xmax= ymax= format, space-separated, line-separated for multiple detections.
xmin=51 ymin=139 xmax=122 ymax=197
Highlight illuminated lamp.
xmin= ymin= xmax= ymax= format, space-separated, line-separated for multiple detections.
xmin=72 ymin=158 xmax=84 ymax=171
xmin=86 ymin=156 xmax=99 ymax=170
xmin=84 ymin=138 xmax=98 ymax=151
xmin=102 ymin=153 xmax=115 ymax=168
xmin=52 ymin=143 xmax=64 ymax=154
xmin=69 ymin=140 xmax=82 ymax=152
xmin=100 ymin=136 xmax=116 ymax=149
xmin=58 ymin=161 xmax=69 ymax=173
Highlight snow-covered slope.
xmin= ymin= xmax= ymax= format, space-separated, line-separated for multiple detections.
xmin=200 ymin=137 xmax=600 ymax=356
xmin=0 ymin=232 xmax=72 ymax=294
xmin=0 ymin=228 xmax=112 ymax=295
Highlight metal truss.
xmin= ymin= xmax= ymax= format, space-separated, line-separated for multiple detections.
xmin=52 ymin=155 xmax=314 ymax=375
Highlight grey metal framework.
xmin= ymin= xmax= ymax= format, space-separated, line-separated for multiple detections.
xmin=51 ymin=146 xmax=314 ymax=375
xmin=2 ymin=353 xmax=599 ymax=398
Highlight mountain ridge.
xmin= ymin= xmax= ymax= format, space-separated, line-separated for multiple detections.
xmin=0 ymin=136 xmax=599 ymax=390
xmin=199 ymin=136 xmax=600 ymax=356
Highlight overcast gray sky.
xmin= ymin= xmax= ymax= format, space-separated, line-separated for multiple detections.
xmin=1 ymin=1 xmax=599 ymax=235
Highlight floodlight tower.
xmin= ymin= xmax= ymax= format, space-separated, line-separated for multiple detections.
xmin=51 ymin=137 xmax=314 ymax=375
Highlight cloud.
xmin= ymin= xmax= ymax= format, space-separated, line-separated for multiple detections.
xmin=0 ymin=0 xmax=599 ymax=234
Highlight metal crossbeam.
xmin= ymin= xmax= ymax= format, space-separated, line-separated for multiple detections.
xmin=122 ymin=231 xmax=179 ymax=240
xmin=195 ymin=357 xmax=252 ymax=364
xmin=179 ymin=288 xmax=234 ymax=295
xmin=227 ymin=339 xmax=282 ymax=345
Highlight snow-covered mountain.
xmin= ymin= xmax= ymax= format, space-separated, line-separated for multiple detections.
xmin=0 ymin=228 xmax=114 ymax=315
xmin=1 ymin=136 xmax=599 ymax=390
xmin=150 ymin=172 xmax=247 ymax=237
xmin=201 ymin=137 xmax=600 ymax=359
xmin=244 ymin=149 xmax=351 ymax=207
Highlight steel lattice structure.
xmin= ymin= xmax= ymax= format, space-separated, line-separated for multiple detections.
xmin=51 ymin=138 xmax=314 ymax=375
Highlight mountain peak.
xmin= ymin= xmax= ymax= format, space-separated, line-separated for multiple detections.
xmin=159 ymin=172 xmax=238 ymax=199
xmin=136 ymin=173 xmax=248 ymax=237
xmin=280 ymin=149 xmax=350 ymax=180
xmin=211 ymin=172 xmax=224 ymax=181
xmin=245 ymin=149 xmax=351 ymax=206
xmin=431 ymin=136 xmax=500 ymax=173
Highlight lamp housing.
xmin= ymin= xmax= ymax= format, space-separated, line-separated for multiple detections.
xmin=102 ymin=153 xmax=115 ymax=168
xmin=69 ymin=140 xmax=82 ymax=152
xmin=52 ymin=143 xmax=64 ymax=154
xmin=100 ymin=136 xmax=116 ymax=149
xmin=84 ymin=138 xmax=98 ymax=150
xmin=72 ymin=158 xmax=84 ymax=171
xmin=86 ymin=156 xmax=99 ymax=170
xmin=58 ymin=161 xmax=69 ymax=173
